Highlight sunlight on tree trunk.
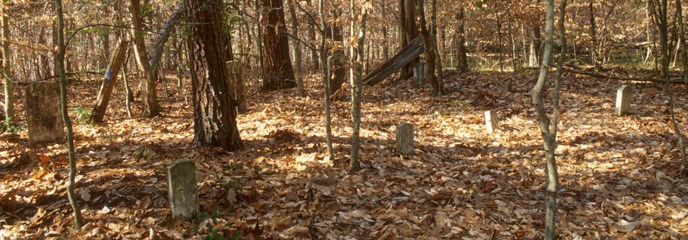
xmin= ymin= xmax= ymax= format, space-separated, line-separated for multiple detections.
xmin=130 ymin=0 xmax=161 ymax=117
xmin=1 ymin=0 xmax=12 ymax=129
xmin=185 ymin=0 xmax=243 ymax=151
xmin=349 ymin=0 xmax=369 ymax=171
xmin=531 ymin=0 xmax=565 ymax=238
xmin=287 ymin=0 xmax=305 ymax=96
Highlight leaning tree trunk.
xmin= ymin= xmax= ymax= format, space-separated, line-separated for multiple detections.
xmin=260 ymin=0 xmax=297 ymax=91
xmin=531 ymin=0 xmax=565 ymax=238
xmin=1 ymin=0 xmax=12 ymax=128
xmin=185 ymin=0 xmax=243 ymax=151
xmin=54 ymin=0 xmax=84 ymax=228
xmin=130 ymin=0 xmax=161 ymax=117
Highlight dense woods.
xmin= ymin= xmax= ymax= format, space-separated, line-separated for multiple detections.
xmin=2 ymin=0 xmax=688 ymax=238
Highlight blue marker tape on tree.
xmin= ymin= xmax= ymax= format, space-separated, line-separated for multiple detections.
xmin=105 ymin=68 xmax=111 ymax=83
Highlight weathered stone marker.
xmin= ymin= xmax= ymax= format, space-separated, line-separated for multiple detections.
xmin=167 ymin=160 xmax=198 ymax=220
xmin=396 ymin=123 xmax=414 ymax=155
xmin=616 ymin=85 xmax=632 ymax=116
xmin=413 ymin=61 xmax=427 ymax=86
xmin=25 ymin=82 xmax=65 ymax=145
xmin=226 ymin=61 xmax=247 ymax=113
xmin=485 ymin=110 xmax=498 ymax=133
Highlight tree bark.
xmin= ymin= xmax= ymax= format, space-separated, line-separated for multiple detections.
xmin=400 ymin=0 xmax=420 ymax=77
xmin=185 ymin=0 xmax=243 ymax=151
xmin=349 ymin=0 xmax=369 ymax=171
xmin=54 ymin=0 xmax=84 ymax=228
xmin=531 ymin=0 xmax=565 ymax=238
xmin=589 ymin=0 xmax=599 ymax=66
xmin=1 ymin=0 xmax=13 ymax=128
xmin=287 ymin=0 xmax=305 ymax=96
xmin=260 ymin=0 xmax=297 ymax=91
xmin=319 ymin=0 xmax=334 ymax=160
xmin=455 ymin=7 xmax=469 ymax=73
xmin=326 ymin=10 xmax=347 ymax=96
xmin=418 ymin=0 xmax=441 ymax=96
xmin=130 ymin=0 xmax=161 ymax=117
xmin=90 ymin=40 xmax=130 ymax=123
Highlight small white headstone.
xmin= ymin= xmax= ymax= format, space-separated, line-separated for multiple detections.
xmin=485 ymin=110 xmax=498 ymax=133
xmin=616 ymin=85 xmax=632 ymax=116
xmin=396 ymin=123 xmax=414 ymax=155
xmin=167 ymin=160 xmax=198 ymax=220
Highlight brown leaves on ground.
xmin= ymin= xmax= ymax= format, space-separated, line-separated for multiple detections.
xmin=1 ymin=70 xmax=688 ymax=239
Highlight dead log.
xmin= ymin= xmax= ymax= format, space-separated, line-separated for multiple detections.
xmin=563 ymin=67 xmax=687 ymax=84
xmin=90 ymin=40 xmax=130 ymax=123
xmin=363 ymin=37 xmax=423 ymax=86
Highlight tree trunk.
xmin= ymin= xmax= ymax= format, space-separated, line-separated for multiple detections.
xmin=54 ymin=0 xmax=84 ymax=228
xmin=400 ymin=0 xmax=420 ymax=77
xmin=130 ymin=0 xmax=161 ymax=117
xmin=319 ymin=0 xmax=334 ymax=159
xmin=185 ymin=0 xmax=243 ymax=151
xmin=418 ymin=0 xmax=441 ymax=96
xmin=327 ymin=10 xmax=347 ymax=96
xmin=349 ymin=0 xmax=369 ymax=171
xmin=455 ymin=7 xmax=469 ymax=73
xmin=589 ymin=0 xmax=598 ymax=66
xmin=260 ymin=0 xmax=297 ymax=91
xmin=287 ymin=0 xmax=305 ymax=96
xmin=531 ymin=0 xmax=565 ymax=238
xmin=1 ymin=0 xmax=13 ymax=128
xmin=90 ymin=40 xmax=130 ymax=123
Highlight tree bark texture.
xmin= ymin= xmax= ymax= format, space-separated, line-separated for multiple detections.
xmin=455 ymin=8 xmax=469 ymax=73
xmin=130 ymin=0 xmax=161 ymax=117
xmin=185 ymin=0 xmax=243 ymax=151
xmin=1 ymin=0 xmax=13 ymax=128
xmin=260 ymin=0 xmax=297 ymax=91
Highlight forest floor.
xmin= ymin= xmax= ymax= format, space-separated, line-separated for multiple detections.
xmin=2 ymin=68 xmax=688 ymax=239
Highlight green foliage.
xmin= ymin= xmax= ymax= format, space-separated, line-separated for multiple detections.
xmin=0 ymin=120 xmax=25 ymax=134
xmin=185 ymin=209 xmax=243 ymax=240
xmin=71 ymin=105 xmax=92 ymax=125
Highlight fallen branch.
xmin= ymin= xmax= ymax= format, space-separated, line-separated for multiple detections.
xmin=563 ymin=67 xmax=687 ymax=84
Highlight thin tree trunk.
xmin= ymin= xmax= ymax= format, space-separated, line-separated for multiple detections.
xmin=418 ymin=0 xmax=440 ymax=96
xmin=430 ymin=0 xmax=444 ymax=93
xmin=130 ymin=0 xmax=161 ymax=117
xmin=1 ymin=0 xmax=12 ymax=128
xmin=455 ymin=7 xmax=469 ymax=72
xmin=349 ymin=0 xmax=369 ymax=171
xmin=54 ymin=0 xmax=84 ymax=228
xmin=287 ymin=0 xmax=306 ymax=96
xmin=318 ymin=0 xmax=334 ymax=160
xmin=531 ymin=0 xmax=565 ymax=238
xmin=589 ymin=0 xmax=598 ymax=66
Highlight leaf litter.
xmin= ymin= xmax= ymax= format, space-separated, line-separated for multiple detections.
xmin=1 ymin=71 xmax=688 ymax=239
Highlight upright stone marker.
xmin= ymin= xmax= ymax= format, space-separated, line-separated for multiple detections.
xmin=413 ymin=61 xmax=427 ymax=86
xmin=616 ymin=85 xmax=632 ymax=116
xmin=396 ymin=123 xmax=414 ymax=155
xmin=167 ymin=160 xmax=198 ymax=220
xmin=25 ymin=82 xmax=65 ymax=145
xmin=226 ymin=61 xmax=247 ymax=113
xmin=485 ymin=110 xmax=498 ymax=133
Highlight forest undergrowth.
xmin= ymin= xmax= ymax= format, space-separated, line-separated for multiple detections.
xmin=2 ymin=70 xmax=688 ymax=239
